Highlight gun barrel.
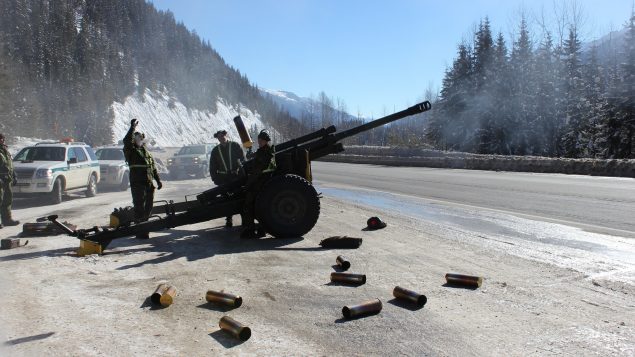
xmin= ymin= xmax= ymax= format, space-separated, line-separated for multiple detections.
xmin=275 ymin=125 xmax=337 ymax=153
xmin=332 ymin=101 xmax=431 ymax=142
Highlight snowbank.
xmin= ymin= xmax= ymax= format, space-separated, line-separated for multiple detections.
xmin=321 ymin=146 xmax=635 ymax=178
xmin=111 ymin=90 xmax=274 ymax=147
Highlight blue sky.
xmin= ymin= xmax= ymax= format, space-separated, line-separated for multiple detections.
xmin=150 ymin=0 xmax=633 ymax=117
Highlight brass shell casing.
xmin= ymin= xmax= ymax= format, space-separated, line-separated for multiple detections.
xmin=342 ymin=299 xmax=382 ymax=319
xmin=445 ymin=273 xmax=483 ymax=288
xmin=219 ymin=316 xmax=251 ymax=341
xmin=335 ymin=255 xmax=351 ymax=270
xmin=151 ymin=284 xmax=177 ymax=307
xmin=393 ymin=286 xmax=427 ymax=307
xmin=206 ymin=290 xmax=243 ymax=308
xmin=330 ymin=272 xmax=366 ymax=285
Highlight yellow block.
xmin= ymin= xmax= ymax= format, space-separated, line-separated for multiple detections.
xmin=77 ymin=240 xmax=103 ymax=256
xmin=109 ymin=214 xmax=120 ymax=228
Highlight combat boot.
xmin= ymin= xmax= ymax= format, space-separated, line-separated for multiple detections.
xmin=2 ymin=218 xmax=19 ymax=226
xmin=240 ymin=228 xmax=257 ymax=239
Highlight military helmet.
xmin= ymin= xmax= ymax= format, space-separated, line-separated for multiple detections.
xmin=257 ymin=130 xmax=271 ymax=142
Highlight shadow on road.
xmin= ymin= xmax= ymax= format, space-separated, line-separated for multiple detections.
xmin=196 ymin=302 xmax=239 ymax=313
xmin=0 ymin=246 xmax=76 ymax=262
xmin=387 ymin=298 xmax=425 ymax=311
xmin=110 ymin=226 xmax=311 ymax=270
xmin=4 ymin=332 xmax=55 ymax=346
xmin=441 ymin=283 xmax=479 ymax=291
xmin=12 ymin=194 xmax=84 ymax=209
xmin=209 ymin=329 xmax=245 ymax=348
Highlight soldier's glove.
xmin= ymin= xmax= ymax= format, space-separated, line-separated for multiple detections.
xmin=131 ymin=118 xmax=138 ymax=128
xmin=156 ymin=180 xmax=163 ymax=190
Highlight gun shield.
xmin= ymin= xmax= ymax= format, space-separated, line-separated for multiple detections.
xmin=206 ymin=290 xmax=243 ymax=308
xmin=393 ymin=286 xmax=427 ymax=307
xmin=233 ymin=115 xmax=253 ymax=148
xmin=342 ymin=299 xmax=382 ymax=319
xmin=151 ymin=284 xmax=177 ymax=307
xmin=445 ymin=273 xmax=483 ymax=288
xmin=219 ymin=316 xmax=251 ymax=341
xmin=330 ymin=272 xmax=366 ymax=285
xmin=335 ymin=255 xmax=351 ymax=270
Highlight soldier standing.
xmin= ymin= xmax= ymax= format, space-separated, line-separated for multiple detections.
xmin=210 ymin=130 xmax=245 ymax=228
xmin=123 ymin=119 xmax=162 ymax=239
xmin=0 ymin=133 xmax=19 ymax=228
xmin=241 ymin=130 xmax=276 ymax=239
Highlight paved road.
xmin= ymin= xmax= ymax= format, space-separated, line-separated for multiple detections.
xmin=312 ymin=161 xmax=635 ymax=236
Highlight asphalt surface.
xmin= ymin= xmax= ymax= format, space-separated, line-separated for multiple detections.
xmin=312 ymin=161 xmax=635 ymax=237
xmin=1 ymin=163 xmax=634 ymax=356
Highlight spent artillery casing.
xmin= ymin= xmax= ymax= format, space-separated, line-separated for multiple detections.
xmin=233 ymin=116 xmax=253 ymax=148
xmin=335 ymin=255 xmax=351 ymax=270
xmin=219 ymin=316 xmax=251 ymax=341
xmin=445 ymin=273 xmax=483 ymax=288
xmin=330 ymin=272 xmax=366 ymax=285
xmin=393 ymin=286 xmax=427 ymax=307
xmin=151 ymin=284 xmax=177 ymax=307
xmin=342 ymin=299 xmax=382 ymax=319
xmin=206 ymin=290 xmax=243 ymax=308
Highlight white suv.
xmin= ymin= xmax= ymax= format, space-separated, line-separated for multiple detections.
xmin=13 ymin=141 xmax=101 ymax=204
xmin=95 ymin=146 xmax=129 ymax=191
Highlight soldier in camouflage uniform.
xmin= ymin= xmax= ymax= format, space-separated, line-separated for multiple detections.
xmin=0 ymin=133 xmax=19 ymax=228
xmin=210 ymin=129 xmax=245 ymax=228
xmin=123 ymin=119 xmax=162 ymax=239
xmin=241 ymin=130 xmax=276 ymax=239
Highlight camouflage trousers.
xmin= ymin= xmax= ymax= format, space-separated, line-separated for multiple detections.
xmin=130 ymin=184 xmax=155 ymax=222
xmin=0 ymin=178 xmax=13 ymax=222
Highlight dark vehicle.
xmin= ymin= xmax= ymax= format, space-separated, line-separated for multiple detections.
xmin=167 ymin=144 xmax=213 ymax=179
xmin=45 ymin=102 xmax=431 ymax=251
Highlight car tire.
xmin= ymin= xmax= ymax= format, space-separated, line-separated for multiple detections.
xmin=197 ymin=165 xmax=207 ymax=179
xmin=50 ymin=178 xmax=63 ymax=204
xmin=86 ymin=174 xmax=98 ymax=197
xmin=119 ymin=172 xmax=129 ymax=191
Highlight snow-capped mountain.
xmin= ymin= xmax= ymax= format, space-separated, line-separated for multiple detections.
xmin=260 ymin=88 xmax=359 ymax=127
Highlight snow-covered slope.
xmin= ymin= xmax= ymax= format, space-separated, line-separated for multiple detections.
xmin=260 ymin=88 xmax=313 ymax=119
xmin=111 ymin=90 xmax=273 ymax=147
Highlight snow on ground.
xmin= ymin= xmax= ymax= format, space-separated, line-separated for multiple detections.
xmin=112 ymin=89 xmax=275 ymax=147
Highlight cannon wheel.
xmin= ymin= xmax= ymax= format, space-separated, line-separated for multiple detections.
xmin=255 ymin=174 xmax=320 ymax=238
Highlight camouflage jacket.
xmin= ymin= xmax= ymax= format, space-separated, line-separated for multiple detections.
xmin=246 ymin=144 xmax=276 ymax=186
xmin=0 ymin=145 xmax=14 ymax=180
xmin=123 ymin=126 xmax=160 ymax=185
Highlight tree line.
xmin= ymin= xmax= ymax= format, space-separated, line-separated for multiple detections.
xmin=426 ymin=10 xmax=635 ymax=159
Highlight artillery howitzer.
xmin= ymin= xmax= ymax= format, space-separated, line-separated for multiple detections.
xmin=44 ymin=101 xmax=431 ymax=252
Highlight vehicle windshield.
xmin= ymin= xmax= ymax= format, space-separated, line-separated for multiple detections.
xmin=178 ymin=146 xmax=205 ymax=155
xmin=14 ymin=147 xmax=66 ymax=162
xmin=96 ymin=148 xmax=125 ymax=161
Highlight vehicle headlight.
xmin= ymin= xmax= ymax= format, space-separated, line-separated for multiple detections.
xmin=193 ymin=157 xmax=200 ymax=163
xmin=35 ymin=168 xmax=53 ymax=179
xmin=167 ymin=158 xmax=174 ymax=165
